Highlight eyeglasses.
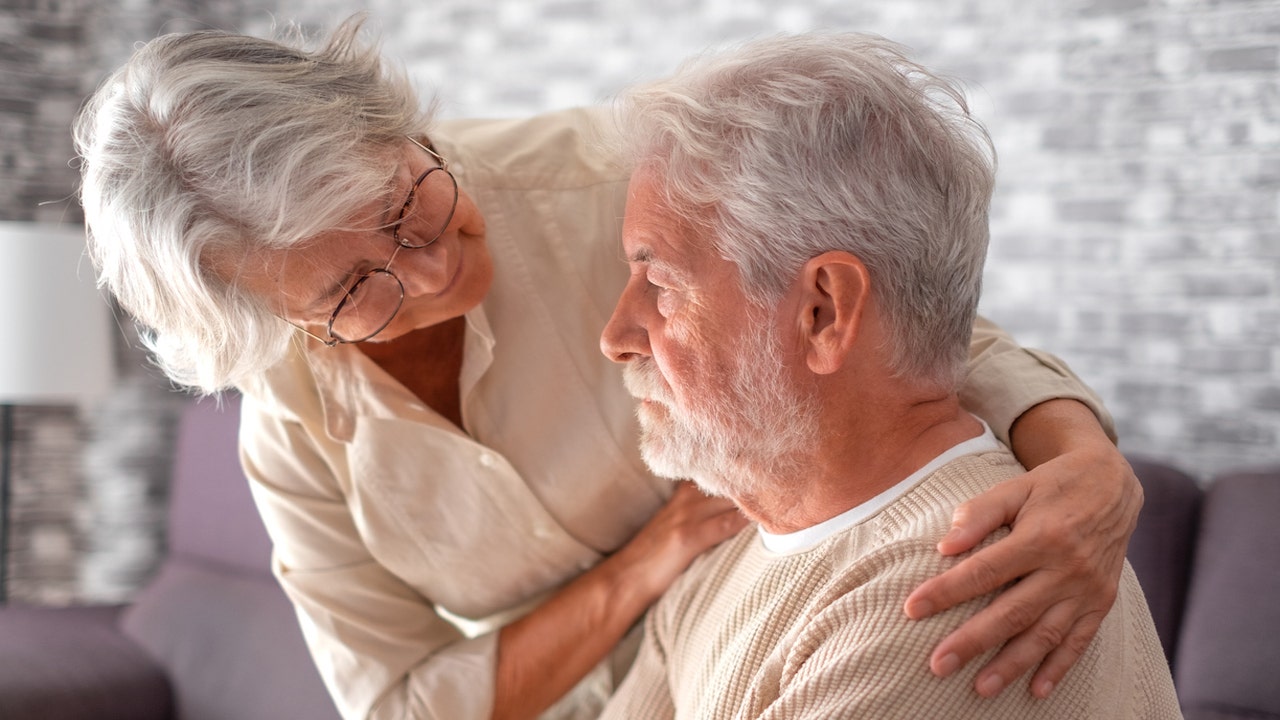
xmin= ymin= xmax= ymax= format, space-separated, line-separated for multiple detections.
xmin=292 ymin=136 xmax=458 ymax=346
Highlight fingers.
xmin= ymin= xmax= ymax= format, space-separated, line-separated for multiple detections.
xmin=668 ymin=480 xmax=733 ymax=508
xmin=664 ymin=481 xmax=743 ymax=528
xmin=905 ymin=525 xmax=1041 ymax=620
xmin=1027 ymin=612 xmax=1107 ymax=698
xmin=672 ymin=482 xmax=748 ymax=533
xmin=906 ymin=486 xmax=1035 ymax=621
xmin=910 ymin=441 xmax=1141 ymax=698
xmin=936 ymin=474 xmax=1032 ymax=556
xmin=623 ymin=481 xmax=749 ymax=597
xmin=925 ymin=568 xmax=1056 ymax=682
xmin=924 ymin=563 xmax=1113 ymax=699
xmin=704 ymin=507 xmax=751 ymax=546
xmin=961 ymin=590 xmax=1076 ymax=697
xmin=961 ymin=599 xmax=1105 ymax=699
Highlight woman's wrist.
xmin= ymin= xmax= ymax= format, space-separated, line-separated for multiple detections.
xmin=595 ymin=539 xmax=671 ymax=618
xmin=492 ymin=551 xmax=657 ymax=720
xmin=1007 ymin=398 xmax=1112 ymax=470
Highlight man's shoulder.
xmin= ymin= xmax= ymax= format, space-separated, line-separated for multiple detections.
xmin=816 ymin=449 xmax=1023 ymax=596
xmin=882 ymin=448 xmax=1022 ymax=539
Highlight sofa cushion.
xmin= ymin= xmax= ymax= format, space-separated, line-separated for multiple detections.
xmin=121 ymin=560 xmax=341 ymax=720
xmin=1176 ymin=468 xmax=1280 ymax=720
xmin=167 ymin=393 xmax=274 ymax=574
xmin=1125 ymin=456 xmax=1203 ymax=670
xmin=0 ymin=604 xmax=172 ymax=720
xmin=120 ymin=390 xmax=341 ymax=719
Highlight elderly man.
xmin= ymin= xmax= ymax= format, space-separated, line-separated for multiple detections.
xmin=598 ymin=33 xmax=1179 ymax=719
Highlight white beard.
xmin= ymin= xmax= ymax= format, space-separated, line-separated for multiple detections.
xmin=623 ymin=318 xmax=819 ymax=499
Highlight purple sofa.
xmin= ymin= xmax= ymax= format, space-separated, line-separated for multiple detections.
xmin=1125 ymin=457 xmax=1280 ymax=720
xmin=0 ymin=393 xmax=340 ymax=720
xmin=0 ymin=391 xmax=1276 ymax=719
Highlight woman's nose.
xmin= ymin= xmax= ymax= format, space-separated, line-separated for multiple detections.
xmin=392 ymin=241 xmax=451 ymax=296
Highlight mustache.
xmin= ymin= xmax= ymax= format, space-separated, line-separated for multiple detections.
xmin=623 ymin=359 xmax=673 ymax=405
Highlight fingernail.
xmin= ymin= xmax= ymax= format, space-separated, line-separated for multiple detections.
xmin=938 ymin=527 xmax=964 ymax=550
xmin=906 ymin=599 xmax=933 ymax=619
xmin=1034 ymin=678 xmax=1054 ymax=698
xmin=935 ymin=653 xmax=960 ymax=677
xmin=977 ymin=673 xmax=1004 ymax=697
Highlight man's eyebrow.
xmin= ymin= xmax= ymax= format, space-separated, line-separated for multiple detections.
xmin=627 ymin=246 xmax=655 ymax=264
xmin=627 ymin=245 xmax=691 ymax=286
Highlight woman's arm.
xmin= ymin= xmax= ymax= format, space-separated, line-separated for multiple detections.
xmin=492 ymin=482 xmax=746 ymax=720
xmin=905 ymin=318 xmax=1142 ymax=699
xmin=242 ymin=386 xmax=743 ymax=720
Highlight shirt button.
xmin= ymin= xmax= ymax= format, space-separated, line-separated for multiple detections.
xmin=479 ymin=452 xmax=497 ymax=468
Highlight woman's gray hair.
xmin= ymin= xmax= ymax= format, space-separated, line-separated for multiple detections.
xmin=612 ymin=32 xmax=997 ymax=389
xmin=73 ymin=16 xmax=430 ymax=393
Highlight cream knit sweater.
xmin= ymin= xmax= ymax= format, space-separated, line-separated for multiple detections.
xmin=601 ymin=448 xmax=1181 ymax=719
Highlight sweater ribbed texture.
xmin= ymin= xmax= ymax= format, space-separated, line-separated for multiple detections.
xmin=602 ymin=449 xmax=1182 ymax=719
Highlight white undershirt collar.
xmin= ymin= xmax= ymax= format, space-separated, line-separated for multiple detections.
xmin=759 ymin=421 xmax=1000 ymax=555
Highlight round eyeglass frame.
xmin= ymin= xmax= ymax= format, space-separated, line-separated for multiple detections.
xmin=292 ymin=136 xmax=458 ymax=346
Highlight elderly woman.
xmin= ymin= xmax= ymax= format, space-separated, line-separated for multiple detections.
xmin=74 ymin=17 xmax=1141 ymax=720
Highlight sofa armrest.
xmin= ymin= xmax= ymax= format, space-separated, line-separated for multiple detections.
xmin=121 ymin=559 xmax=341 ymax=720
xmin=0 ymin=603 xmax=173 ymax=720
xmin=1176 ymin=468 xmax=1280 ymax=720
xmin=1125 ymin=455 xmax=1203 ymax=670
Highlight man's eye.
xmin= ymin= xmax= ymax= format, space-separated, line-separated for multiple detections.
xmin=653 ymin=284 xmax=678 ymax=317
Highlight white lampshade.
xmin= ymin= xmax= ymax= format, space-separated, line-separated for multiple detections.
xmin=0 ymin=221 xmax=115 ymax=403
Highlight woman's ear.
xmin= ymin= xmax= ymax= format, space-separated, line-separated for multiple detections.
xmin=795 ymin=251 xmax=871 ymax=375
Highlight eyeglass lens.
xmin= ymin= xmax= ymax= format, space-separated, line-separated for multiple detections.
xmin=327 ymin=145 xmax=458 ymax=343
xmin=330 ymin=269 xmax=405 ymax=343
xmin=395 ymin=167 xmax=458 ymax=249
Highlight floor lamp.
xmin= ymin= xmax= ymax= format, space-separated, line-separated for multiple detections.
xmin=0 ymin=221 xmax=115 ymax=604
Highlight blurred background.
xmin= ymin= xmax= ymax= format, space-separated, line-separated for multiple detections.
xmin=0 ymin=0 xmax=1276 ymax=605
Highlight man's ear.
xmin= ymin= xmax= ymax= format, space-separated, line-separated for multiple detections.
xmin=795 ymin=251 xmax=871 ymax=375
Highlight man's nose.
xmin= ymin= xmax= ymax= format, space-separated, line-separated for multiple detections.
xmin=601 ymin=282 xmax=649 ymax=363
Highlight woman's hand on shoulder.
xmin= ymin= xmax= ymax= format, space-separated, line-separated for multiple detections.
xmin=612 ymin=481 xmax=749 ymax=606
xmin=903 ymin=400 xmax=1142 ymax=699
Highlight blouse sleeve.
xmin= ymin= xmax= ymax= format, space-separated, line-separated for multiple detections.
xmin=961 ymin=315 xmax=1117 ymax=447
xmin=238 ymin=393 xmax=498 ymax=720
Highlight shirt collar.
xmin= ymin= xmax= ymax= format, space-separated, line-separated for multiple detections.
xmin=302 ymin=303 xmax=496 ymax=443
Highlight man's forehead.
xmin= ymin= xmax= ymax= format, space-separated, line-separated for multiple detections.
xmin=622 ymin=216 xmax=701 ymax=285
xmin=623 ymin=175 xmax=698 ymax=267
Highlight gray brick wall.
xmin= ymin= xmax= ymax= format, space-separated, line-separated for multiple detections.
xmin=255 ymin=0 xmax=1280 ymax=481
xmin=0 ymin=0 xmax=247 ymax=604
xmin=1 ymin=0 xmax=1276 ymax=603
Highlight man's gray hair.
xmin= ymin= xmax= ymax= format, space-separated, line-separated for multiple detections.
xmin=612 ymin=32 xmax=996 ymax=389
xmin=74 ymin=16 xmax=430 ymax=393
